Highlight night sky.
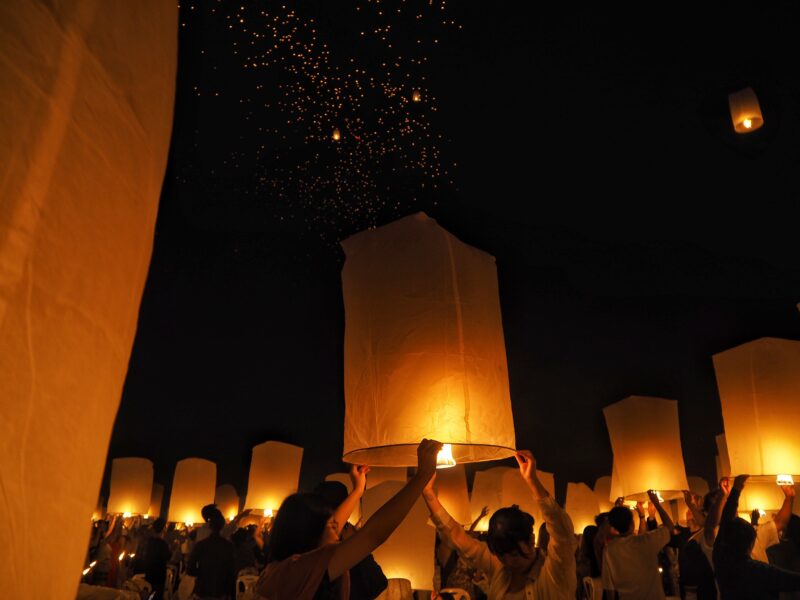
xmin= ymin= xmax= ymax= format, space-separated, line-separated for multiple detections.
xmin=104 ymin=2 xmax=800 ymax=508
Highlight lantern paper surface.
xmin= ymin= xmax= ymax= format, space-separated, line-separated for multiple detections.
xmin=434 ymin=464 xmax=471 ymax=526
xmin=594 ymin=476 xmax=614 ymax=512
xmin=325 ymin=473 xmax=361 ymax=525
xmin=738 ymin=478 xmax=785 ymax=514
xmin=149 ymin=484 xmax=164 ymax=519
xmin=107 ymin=458 xmax=154 ymax=516
xmin=502 ymin=469 xmax=555 ymax=529
xmin=714 ymin=338 xmax=800 ymax=476
xmin=470 ymin=467 xmax=512 ymax=532
xmin=377 ymin=579 xmax=413 ymax=600
xmin=610 ymin=462 xmax=625 ymax=502
xmin=367 ymin=467 xmax=408 ymax=489
xmin=566 ymin=482 xmax=600 ymax=534
xmin=363 ymin=481 xmax=434 ymax=590
xmin=603 ymin=396 xmax=689 ymax=500
xmin=215 ymin=485 xmax=240 ymax=521
xmin=168 ymin=459 xmax=217 ymax=525
xmin=0 ymin=1 xmax=175 ymax=597
xmin=341 ymin=213 xmax=516 ymax=466
xmin=245 ymin=441 xmax=303 ymax=512
xmin=728 ymin=86 xmax=764 ymax=133
xmin=715 ymin=434 xmax=732 ymax=479
xmin=688 ymin=476 xmax=710 ymax=497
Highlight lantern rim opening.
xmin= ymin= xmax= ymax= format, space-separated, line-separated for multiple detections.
xmin=343 ymin=442 xmax=517 ymax=467
xmin=436 ymin=444 xmax=456 ymax=469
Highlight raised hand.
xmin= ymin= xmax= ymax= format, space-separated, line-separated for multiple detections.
xmin=423 ymin=472 xmax=438 ymax=499
xmin=719 ymin=477 xmax=732 ymax=496
xmin=733 ymin=474 xmax=749 ymax=491
xmin=479 ymin=505 xmax=490 ymax=519
xmin=515 ymin=450 xmax=536 ymax=481
xmin=349 ymin=464 xmax=370 ymax=493
xmin=782 ymin=485 xmax=796 ymax=499
xmin=417 ymin=439 xmax=443 ymax=480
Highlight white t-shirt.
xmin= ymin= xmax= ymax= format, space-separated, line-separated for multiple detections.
xmin=602 ymin=526 xmax=670 ymax=600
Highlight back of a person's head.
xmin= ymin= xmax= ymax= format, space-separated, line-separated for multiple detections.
xmin=608 ymin=506 xmax=633 ymax=535
xmin=269 ymin=493 xmax=332 ymax=562
xmin=152 ymin=518 xmax=167 ymax=534
xmin=201 ymin=503 xmax=219 ymax=523
xmin=721 ymin=517 xmax=757 ymax=560
xmin=313 ymin=480 xmax=349 ymax=512
xmin=581 ymin=525 xmax=598 ymax=554
xmin=487 ymin=505 xmax=534 ymax=557
xmin=208 ymin=511 xmax=225 ymax=533
xmin=595 ymin=512 xmax=608 ymax=527
xmin=785 ymin=514 xmax=800 ymax=548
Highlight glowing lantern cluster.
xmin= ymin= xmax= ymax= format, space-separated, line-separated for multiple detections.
xmin=167 ymin=458 xmax=217 ymax=525
xmin=566 ymin=483 xmax=600 ymax=534
xmin=341 ymin=213 xmax=516 ymax=467
xmin=215 ymin=485 xmax=240 ymax=521
xmin=107 ymin=458 xmax=154 ymax=516
xmin=728 ymin=86 xmax=764 ymax=133
xmin=603 ymin=396 xmax=689 ymax=501
xmin=244 ymin=441 xmax=303 ymax=513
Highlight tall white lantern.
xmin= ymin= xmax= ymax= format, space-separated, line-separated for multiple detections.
xmin=149 ymin=484 xmax=164 ymax=519
xmin=566 ymin=482 xmax=600 ymax=534
xmin=341 ymin=213 xmax=516 ymax=466
xmin=0 ymin=2 xmax=175 ymax=597
xmin=501 ymin=469 xmax=555 ymax=531
xmin=366 ymin=467 xmax=408 ymax=490
xmin=603 ymin=396 xmax=689 ymax=500
xmin=469 ymin=467 xmax=512 ymax=532
xmin=107 ymin=458 xmax=154 ymax=516
xmin=363 ymin=481 xmax=434 ymax=590
xmin=433 ymin=464 xmax=471 ymax=526
xmin=168 ymin=458 xmax=216 ymax=525
xmin=244 ymin=441 xmax=303 ymax=513
xmin=593 ymin=476 xmax=614 ymax=513
xmin=215 ymin=485 xmax=240 ymax=521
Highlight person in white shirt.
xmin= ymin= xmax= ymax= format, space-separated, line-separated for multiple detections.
xmin=602 ymin=490 xmax=673 ymax=600
xmin=422 ymin=450 xmax=577 ymax=600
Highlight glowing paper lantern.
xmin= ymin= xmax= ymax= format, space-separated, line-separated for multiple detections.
xmin=469 ymin=467 xmax=512 ymax=532
xmin=716 ymin=434 xmax=732 ymax=480
xmin=603 ymin=396 xmax=689 ymax=500
xmin=168 ymin=458 xmax=216 ymax=525
xmin=593 ymin=476 xmax=614 ymax=513
xmin=688 ymin=476 xmax=710 ymax=497
xmin=433 ymin=464 xmax=471 ymax=526
xmin=728 ymin=86 xmax=764 ymax=133
xmin=501 ymin=469 xmax=556 ymax=530
xmin=738 ymin=478 xmax=785 ymax=515
xmin=107 ymin=458 xmax=154 ymax=516
xmin=244 ymin=441 xmax=303 ymax=513
xmin=378 ymin=579 xmax=413 ymax=600
xmin=367 ymin=467 xmax=408 ymax=490
xmin=714 ymin=338 xmax=800 ymax=477
xmin=332 ymin=128 xmax=341 ymax=141
xmin=215 ymin=485 xmax=240 ymax=522
xmin=566 ymin=482 xmax=600 ymax=534
xmin=412 ymin=90 xmax=422 ymax=102
xmin=0 ymin=1 xmax=176 ymax=597
xmin=148 ymin=484 xmax=164 ymax=519
xmin=325 ymin=473 xmax=360 ymax=525
xmin=341 ymin=213 xmax=516 ymax=466
xmin=363 ymin=481 xmax=434 ymax=590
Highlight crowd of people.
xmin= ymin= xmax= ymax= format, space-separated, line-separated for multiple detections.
xmin=83 ymin=440 xmax=800 ymax=600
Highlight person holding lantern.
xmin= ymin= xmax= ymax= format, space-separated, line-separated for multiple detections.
xmin=421 ymin=450 xmax=577 ymax=599
xmin=256 ymin=439 xmax=442 ymax=600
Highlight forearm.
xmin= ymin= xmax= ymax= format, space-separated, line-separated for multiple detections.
xmin=637 ymin=514 xmax=646 ymax=535
xmin=361 ymin=473 xmax=428 ymax=546
xmin=333 ymin=489 xmax=363 ymax=536
xmin=721 ymin=488 xmax=741 ymax=523
xmin=775 ymin=496 xmax=794 ymax=534
xmin=688 ymin=503 xmax=706 ymax=528
xmin=655 ymin=503 xmax=673 ymax=531
xmin=526 ymin=473 xmax=549 ymax=500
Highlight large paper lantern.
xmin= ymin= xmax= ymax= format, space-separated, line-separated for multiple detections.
xmin=469 ymin=467 xmax=512 ymax=532
xmin=244 ymin=441 xmax=303 ymax=513
xmin=377 ymin=579 xmax=413 ymax=600
xmin=566 ymin=482 xmax=600 ymax=534
xmin=341 ymin=213 xmax=516 ymax=466
xmin=714 ymin=338 xmax=800 ymax=477
xmin=593 ymin=476 xmax=614 ymax=513
xmin=363 ymin=481 xmax=434 ymax=590
xmin=107 ymin=458 xmax=154 ymax=516
xmin=728 ymin=86 xmax=764 ymax=133
xmin=501 ymin=469 xmax=556 ymax=531
xmin=325 ymin=473 xmax=360 ymax=525
xmin=0 ymin=1 xmax=175 ymax=597
xmin=215 ymin=485 xmax=240 ymax=521
xmin=367 ymin=467 xmax=408 ymax=489
xmin=715 ymin=434 xmax=732 ymax=480
xmin=433 ymin=464 xmax=471 ymax=526
xmin=603 ymin=396 xmax=689 ymax=500
xmin=168 ymin=459 xmax=216 ymax=525
xmin=148 ymin=484 xmax=164 ymax=519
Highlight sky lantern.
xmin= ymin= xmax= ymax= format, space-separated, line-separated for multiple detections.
xmin=244 ymin=441 xmax=303 ymax=513
xmin=148 ymin=484 xmax=164 ymax=519
xmin=432 ymin=464 xmax=471 ymax=526
xmin=603 ymin=396 xmax=689 ymax=500
xmin=366 ymin=467 xmax=408 ymax=489
xmin=215 ymin=485 xmax=240 ymax=521
xmin=470 ymin=467 xmax=511 ymax=532
xmin=594 ymin=476 xmax=614 ymax=513
xmin=168 ymin=458 xmax=217 ymax=525
xmin=332 ymin=127 xmax=341 ymax=141
xmin=501 ymin=468 xmax=555 ymax=530
xmin=0 ymin=1 xmax=175 ymax=597
xmin=714 ymin=338 xmax=800 ymax=478
xmin=728 ymin=86 xmax=764 ymax=133
xmin=325 ymin=473 xmax=361 ymax=525
xmin=341 ymin=213 xmax=516 ymax=467
xmin=107 ymin=458 xmax=154 ymax=516
xmin=412 ymin=89 xmax=422 ymax=102
xmin=362 ymin=481 xmax=434 ymax=590
xmin=566 ymin=482 xmax=600 ymax=534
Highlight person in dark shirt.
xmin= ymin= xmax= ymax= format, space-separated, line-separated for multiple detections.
xmin=186 ymin=509 xmax=236 ymax=600
xmin=713 ymin=474 xmax=800 ymax=600
xmin=142 ymin=518 xmax=171 ymax=600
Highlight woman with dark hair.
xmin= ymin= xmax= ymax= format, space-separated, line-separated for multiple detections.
xmin=422 ymin=450 xmax=576 ymax=599
xmin=256 ymin=439 xmax=442 ymax=600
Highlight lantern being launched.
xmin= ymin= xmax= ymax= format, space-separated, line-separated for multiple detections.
xmin=167 ymin=458 xmax=216 ymax=525
xmin=244 ymin=441 xmax=303 ymax=513
xmin=728 ymin=86 xmax=764 ymax=133
xmin=341 ymin=213 xmax=516 ymax=466
xmin=107 ymin=458 xmax=154 ymax=516
xmin=603 ymin=396 xmax=689 ymax=501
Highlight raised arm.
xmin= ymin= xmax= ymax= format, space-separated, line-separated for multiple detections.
xmin=647 ymin=490 xmax=673 ymax=532
xmin=635 ymin=502 xmax=647 ymax=535
xmin=683 ymin=490 xmax=706 ymax=528
xmin=327 ymin=439 xmax=442 ymax=581
xmin=721 ymin=475 xmax=748 ymax=525
xmin=469 ymin=506 xmax=490 ymax=533
xmin=774 ymin=484 xmax=795 ymax=535
xmin=330 ymin=465 xmax=369 ymax=537
xmin=704 ymin=477 xmax=731 ymax=546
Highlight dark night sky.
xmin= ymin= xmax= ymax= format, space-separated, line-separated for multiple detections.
xmin=105 ymin=2 xmax=800 ymax=507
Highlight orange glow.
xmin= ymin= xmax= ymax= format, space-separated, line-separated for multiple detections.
xmin=436 ymin=444 xmax=456 ymax=469
xmin=728 ymin=87 xmax=764 ymax=133
xmin=332 ymin=128 xmax=341 ymax=141
xmin=412 ymin=89 xmax=421 ymax=102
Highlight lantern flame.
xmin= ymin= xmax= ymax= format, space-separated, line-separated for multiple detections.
xmin=759 ymin=509 xmax=766 ymax=517
xmin=265 ymin=509 xmax=274 ymax=518
xmin=143 ymin=514 xmax=150 ymax=520
xmin=743 ymin=118 xmax=752 ymax=129
xmin=89 ymin=561 xmax=96 ymax=568
xmin=185 ymin=521 xmax=193 ymax=528
xmin=118 ymin=552 xmax=125 ymax=561
xmin=436 ymin=444 xmax=456 ymax=469
xmin=777 ymin=474 xmax=795 ymax=486
xmin=122 ymin=511 xmax=132 ymax=518
xmin=82 ymin=568 xmax=91 ymax=576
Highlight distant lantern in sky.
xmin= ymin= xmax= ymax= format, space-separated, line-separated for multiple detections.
xmin=149 ymin=484 xmax=164 ymax=519
xmin=714 ymin=338 xmax=800 ymax=477
xmin=341 ymin=213 xmax=516 ymax=466
xmin=215 ymin=485 xmax=240 ymax=521
xmin=168 ymin=458 xmax=216 ymax=525
xmin=412 ymin=89 xmax=422 ymax=102
xmin=332 ymin=127 xmax=341 ymax=141
xmin=0 ymin=1 xmax=176 ymax=597
xmin=362 ymin=481 xmax=434 ymax=590
xmin=603 ymin=396 xmax=689 ymax=500
xmin=244 ymin=441 xmax=303 ymax=513
xmin=107 ymin=458 xmax=154 ymax=516
xmin=566 ymin=483 xmax=600 ymax=534
xmin=728 ymin=86 xmax=764 ymax=133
